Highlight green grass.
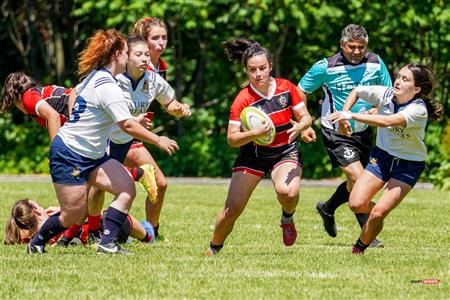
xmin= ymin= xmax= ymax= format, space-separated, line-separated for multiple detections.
xmin=0 ymin=181 xmax=448 ymax=299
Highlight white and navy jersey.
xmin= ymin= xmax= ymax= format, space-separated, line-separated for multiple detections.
xmin=58 ymin=69 xmax=132 ymax=159
xmin=109 ymin=70 xmax=175 ymax=144
xmin=355 ymin=85 xmax=428 ymax=161
xmin=299 ymin=52 xmax=392 ymax=133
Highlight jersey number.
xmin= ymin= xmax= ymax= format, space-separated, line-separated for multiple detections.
xmin=68 ymin=95 xmax=87 ymax=123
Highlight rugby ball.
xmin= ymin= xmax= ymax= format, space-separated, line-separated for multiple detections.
xmin=240 ymin=107 xmax=276 ymax=146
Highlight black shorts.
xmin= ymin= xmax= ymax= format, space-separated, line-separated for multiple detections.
xmin=232 ymin=143 xmax=303 ymax=177
xmin=321 ymin=126 xmax=372 ymax=168
xmin=109 ymin=140 xmax=133 ymax=163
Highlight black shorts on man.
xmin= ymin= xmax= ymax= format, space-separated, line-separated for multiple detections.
xmin=321 ymin=126 xmax=372 ymax=168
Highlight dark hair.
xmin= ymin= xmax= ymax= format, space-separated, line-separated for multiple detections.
xmin=407 ymin=63 xmax=444 ymax=121
xmin=126 ymin=34 xmax=148 ymax=53
xmin=1 ymin=72 xmax=37 ymax=113
xmin=4 ymin=199 xmax=38 ymax=245
xmin=221 ymin=38 xmax=272 ymax=68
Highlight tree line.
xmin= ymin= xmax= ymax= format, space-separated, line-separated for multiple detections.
xmin=0 ymin=0 xmax=448 ymax=188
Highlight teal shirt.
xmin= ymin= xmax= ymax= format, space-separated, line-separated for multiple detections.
xmin=299 ymin=52 xmax=392 ymax=132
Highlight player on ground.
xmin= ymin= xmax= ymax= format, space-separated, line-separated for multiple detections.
xmin=327 ymin=63 xmax=443 ymax=254
xmin=4 ymin=199 xmax=155 ymax=245
xmin=86 ymin=35 xmax=191 ymax=243
xmin=27 ymin=29 xmax=178 ymax=255
xmin=1 ymin=71 xmax=158 ymax=246
xmin=206 ymin=38 xmax=312 ymax=255
xmin=297 ymin=24 xmax=391 ymax=246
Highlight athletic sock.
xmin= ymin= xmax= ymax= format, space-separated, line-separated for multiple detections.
xmin=209 ymin=241 xmax=223 ymax=254
xmin=324 ymin=181 xmax=349 ymax=214
xmin=65 ymin=224 xmax=82 ymax=239
xmin=154 ymin=223 xmax=159 ymax=238
xmin=88 ymin=214 xmax=101 ymax=232
xmin=128 ymin=167 xmax=144 ymax=181
xmin=281 ymin=210 xmax=295 ymax=224
xmin=354 ymin=238 xmax=369 ymax=252
xmin=30 ymin=215 xmax=66 ymax=246
xmin=140 ymin=232 xmax=152 ymax=243
xmin=355 ymin=213 xmax=369 ymax=228
xmin=101 ymin=207 xmax=128 ymax=245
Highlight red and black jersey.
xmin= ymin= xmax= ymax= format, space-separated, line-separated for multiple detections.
xmin=229 ymin=78 xmax=305 ymax=155
xmin=147 ymin=58 xmax=167 ymax=80
xmin=22 ymin=85 xmax=72 ymax=127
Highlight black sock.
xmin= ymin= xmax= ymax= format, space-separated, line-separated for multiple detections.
xmin=324 ymin=181 xmax=349 ymax=214
xmin=282 ymin=210 xmax=294 ymax=218
xmin=101 ymin=207 xmax=128 ymax=245
xmin=355 ymin=213 xmax=369 ymax=228
xmin=31 ymin=215 xmax=66 ymax=246
xmin=135 ymin=167 xmax=144 ymax=180
xmin=209 ymin=241 xmax=223 ymax=253
xmin=154 ymin=223 xmax=159 ymax=238
xmin=355 ymin=238 xmax=369 ymax=252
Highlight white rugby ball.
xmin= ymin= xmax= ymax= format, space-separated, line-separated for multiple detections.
xmin=240 ymin=106 xmax=276 ymax=146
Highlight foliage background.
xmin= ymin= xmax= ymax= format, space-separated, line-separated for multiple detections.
xmin=0 ymin=0 xmax=448 ymax=188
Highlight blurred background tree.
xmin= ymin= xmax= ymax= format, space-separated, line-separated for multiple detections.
xmin=0 ymin=0 xmax=448 ymax=188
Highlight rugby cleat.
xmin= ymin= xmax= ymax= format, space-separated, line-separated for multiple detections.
xmin=316 ymin=201 xmax=337 ymax=237
xmin=369 ymin=238 xmax=384 ymax=248
xmin=138 ymin=164 xmax=158 ymax=203
xmin=141 ymin=220 xmax=155 ymax=243
xmin=88 ymin=230 xmax=102 ymax=245
xmin=280 ymin=223 xmax=297 ymax=246
xmin=27 ymin=243 xmax=47 ymax=254
xmin=96 ymin=242 xmax=132 ymax=255
xmin=56 ymin=234 xmax=73 ymax=247
xmin=352 ymin=244 xmax=365 ymax=254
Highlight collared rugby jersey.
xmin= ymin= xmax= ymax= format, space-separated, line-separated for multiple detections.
xmin=229 ymin=78 xmax=305 ymax=151
xmin=111 ymin=70 xmax=175 ymax=144
xmin=299 ymin=52 xmax=392 ymax=132
xmin=148 ymin=58 xmax=167 ymax=80
xmin=355 ymin=85 xmax=428 ymax=161
xmin=22 ymin=86 xmax=72 ymax=127
xmin=58 ymin=69 xmax=132 ymax=159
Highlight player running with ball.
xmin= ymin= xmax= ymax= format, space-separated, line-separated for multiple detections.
xmin=206 ymin=38 xmax=311 ymax=255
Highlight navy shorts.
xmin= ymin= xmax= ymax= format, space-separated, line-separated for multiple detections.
xmin=49 ymin=135 xmax=110 ymax=185
xmin=321 ymin=126 xmax=373 ymax=168
xmin=365 ymin=147 xmax=425 ymax=187
xmin=232 ymin=143 xmax=303 ymax=177
xmin=109 ymin=140 xmax=133 ymax=163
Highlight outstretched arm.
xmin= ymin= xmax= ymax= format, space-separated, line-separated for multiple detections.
xmin=164 ymin=99 xmax=191 ymax=117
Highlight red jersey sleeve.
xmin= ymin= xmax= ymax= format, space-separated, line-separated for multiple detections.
xmin=22 ymin=88 xmax=43 ymax=116
xmin=229 ymin=87 xmax=252 ymax=125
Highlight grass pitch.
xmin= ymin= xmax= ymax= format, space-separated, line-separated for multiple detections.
xmin=0 ymin=180 xmax=448 ymax=299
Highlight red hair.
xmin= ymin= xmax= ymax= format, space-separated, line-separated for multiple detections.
xmin=77 ymin=29 xmax=126 ymax=79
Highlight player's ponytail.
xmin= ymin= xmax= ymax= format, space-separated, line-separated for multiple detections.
xmin=222 ymin=38 xmax=272 ymax=68
xmin=1 ymin=72 xmax=37 ymax=113
xmin=77 ymin=29 xmax=126 ymax=79
xmin=4 ymin=199 xmax=38 ymax=245
xmin=407 ymin=63 xmax=444 ymax=121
